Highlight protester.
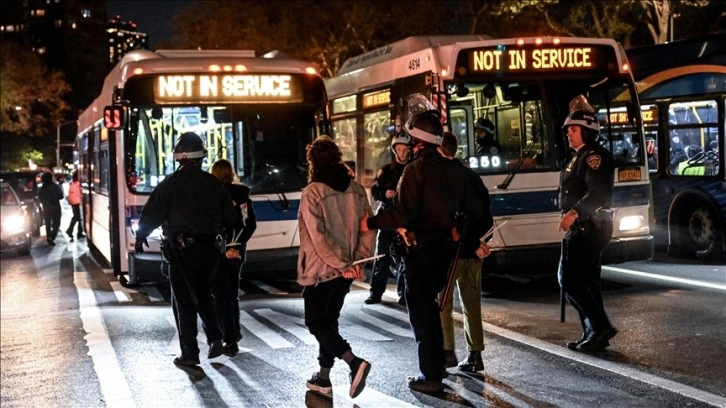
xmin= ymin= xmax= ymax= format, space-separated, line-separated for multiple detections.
xmin=65 ymin=171 xmax=85 ymax=241
xmin=37 ymin=172 xmax=64 ymax=245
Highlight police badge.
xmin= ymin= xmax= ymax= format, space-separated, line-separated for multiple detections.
xmin=587 ymin=155 xmax=602 ymax=170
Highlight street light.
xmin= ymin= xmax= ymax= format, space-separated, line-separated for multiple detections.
xmin=56 ymin=121 xmax=77 ymax=170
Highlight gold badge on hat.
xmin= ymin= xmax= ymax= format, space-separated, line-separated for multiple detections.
xmin=587 ymin=155 xmax=602 ymax=170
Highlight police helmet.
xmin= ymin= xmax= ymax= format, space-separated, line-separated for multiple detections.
xmin=174 ymin=132 xmax=206 ymax=161
xmin=405 ymin=110 xmax=443 ymax=146
xmin=474 ymin=117 xmax=496 ymax=136
xmin=562 ymin=109 xmax=600 ymax=133
xmin=390 ymin=133 xmax=410 ymax=151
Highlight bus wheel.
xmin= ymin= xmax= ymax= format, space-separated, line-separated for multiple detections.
xmin=684 ymin=204 xmax=723 ymax=261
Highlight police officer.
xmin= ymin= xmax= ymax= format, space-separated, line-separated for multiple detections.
xmin=365 ymin=131 xmax=411 ymax=305
xmin=360 ymin=105 xmax=470 ymax=393
xmin=474 ymin=117 xmax=501 ymax=155
xmin=558 ymin=96 xmax=618 ymax=353
xmin=135 ymin=132 xmax=236 ymax=369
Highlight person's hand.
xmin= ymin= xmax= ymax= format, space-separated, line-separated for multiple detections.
xmin=225 ymin=248 xmax=241 ymax=259
xmin=385 ymin=189 xmax=396 ymax=199
xmin=559 ymin=210 xmax=578 ymax=232
xmin=476 ymin=241 xmax=491 ymax=259
xmin=135 ymin=237 xmax=148 ymax=254
xmin=359 ymin=211 xmax=370 ymax=233
xmin=342 ymin=264 xmax=364 ymax=281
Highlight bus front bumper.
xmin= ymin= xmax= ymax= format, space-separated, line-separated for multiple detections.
xmin=603 ymin=235 xmax=655 ymax=264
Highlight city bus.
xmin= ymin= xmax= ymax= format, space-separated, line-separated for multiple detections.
xmin=77 ymin=49 xmax=328 ymax=285
xmin=625 ymin=34 xmax=725 ymax=261
xmin=325 ymin=36 xmax=654 ymax=278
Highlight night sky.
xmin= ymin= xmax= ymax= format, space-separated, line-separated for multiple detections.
xmin=106 ymin=0 xmax=191 ymax=49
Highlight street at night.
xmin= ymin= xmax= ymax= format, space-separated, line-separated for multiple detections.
xmin=2 ymin=218 xmax=724 ymax=408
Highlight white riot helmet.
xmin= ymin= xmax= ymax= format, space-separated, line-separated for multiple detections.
xmin=174 ymin=132 xmax=206 ymax=161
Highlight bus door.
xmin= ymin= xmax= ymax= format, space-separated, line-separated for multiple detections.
xmin=448 ymin=102 xmax=475 ymax=158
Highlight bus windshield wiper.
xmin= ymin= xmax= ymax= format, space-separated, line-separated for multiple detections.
xmin=496 ymin=139 xmax=538 ymax=191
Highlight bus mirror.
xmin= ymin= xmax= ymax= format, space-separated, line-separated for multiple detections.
xmin=213 ymin=108 xmax=231 ymax=123
xmin=103 ymin=106 xmax=125 ymax=130
xmin=151 ymin=108 xmax=163 ymax=120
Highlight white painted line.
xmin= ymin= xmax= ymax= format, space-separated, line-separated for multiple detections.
xmin=254 ymin=308 xmax=317 ymax=345
xmin=74 ymin=272 xmax=134 ymax=408
xmin=332 ymin=384 xmax=418 ymax=407
xmin=138 ymin=286 xmax=164 ymax=302
xmin=340 ymin=320 xmax=393 ymax=341
xmin=109 ymin=281 xmax=131 ymax=303
xmin=102 ymin=268 xmax=114 ymax=275
xmin=603 ymin=265 xmax=726 ymax=291
xmin=249 ymin=280 xmax=288 ymax=295
xmin=239 ymin=310 xmax=294 ymax=349
xmin=480 ymin=320 xmax=726 ymax=408
xmin=353 ymin=311 xmax=413 ymax=338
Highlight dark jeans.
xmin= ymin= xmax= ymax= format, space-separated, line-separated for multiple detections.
xmin=213 ymin=257 xmax=243 ymax=344
xmin=558 ymin=221 xmax=614 ymax=333
xmin=66 ymin=204 xmax=84 ymax=235
xmin=169 ymin=242 xmax=223 ymax=361
xmin=43 ymin=205 xmax=61 ymax=240
xmin=303 ymin=277 xmax=353 ymax=369
xmin=369 ymin=230 xmax=405 ymax=297
xmin=404 ymin=238 xmax=454 ymax=381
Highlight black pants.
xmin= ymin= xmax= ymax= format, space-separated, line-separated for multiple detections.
xmin=213 ymin=257 xmax=243 ymax=344
xmin=558 ymin=221 xmax=614 ymax=334
xmin=169 ymin=242 xmax=223 ymax=361
xmin=303 ymin=277 xmax=353 ymax=369
xmin=369 ymin=230 xmax=405 ymax=297
xmin=66 ymin=204 xmax=84 ymax=235
xmin=404 ymin=238 xmax=453 ymax=381
xmin=43 ymin=205 xmax=61 ymax=240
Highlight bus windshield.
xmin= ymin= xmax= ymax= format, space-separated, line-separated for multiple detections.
xmin=126 ymin=105 xmax=313 ymax=195
xmin=448 ymin=77 xmax=644 ymax=174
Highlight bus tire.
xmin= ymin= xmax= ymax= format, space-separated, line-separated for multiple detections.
xmin=675 ymin=201 xmax=724 ymax=261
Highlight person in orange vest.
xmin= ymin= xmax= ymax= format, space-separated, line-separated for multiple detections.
xmin=65 ymin=171 xmax=85 ymax=241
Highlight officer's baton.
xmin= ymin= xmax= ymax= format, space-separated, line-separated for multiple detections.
xmin=559 ymin=237 xmax=567 ymax=323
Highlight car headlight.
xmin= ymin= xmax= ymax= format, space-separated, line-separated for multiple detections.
xmin=2 ymin=214 xmax=26 ymax=233
xmin=619 ymin=215 xmax=646 ymax=232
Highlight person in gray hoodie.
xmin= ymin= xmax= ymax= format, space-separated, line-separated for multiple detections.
xmin=297 ymin=136 xmax=376 ymax=399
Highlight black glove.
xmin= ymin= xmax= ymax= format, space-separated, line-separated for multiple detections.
xmin=135 ymin=237 xmax=148 ymax=254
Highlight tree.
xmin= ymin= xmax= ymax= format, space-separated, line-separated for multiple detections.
xmin=640 ymin=0 xmax=672 ymax=44
xmin=0 ymin=41 xmax=71 ymax=137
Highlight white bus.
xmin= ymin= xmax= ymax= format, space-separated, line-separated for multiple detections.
xmin=325 ymin=36 xmax=654 ymax=278
xmin=77 ymin=49 xmax=328 ymax=285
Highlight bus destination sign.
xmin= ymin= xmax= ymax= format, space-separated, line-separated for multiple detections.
xmin=465 ymin=46 xmax=608 ymax=74
xmin=154 ymin=74 xmax=302 ymax=104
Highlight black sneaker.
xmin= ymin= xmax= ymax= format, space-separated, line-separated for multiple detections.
xmin=68 ymin=236 xmax=74 ymax=242
xmin=222 ymin=342 xmax=239 ymax=357
xmin=208 ymin=340 xmax=224 ymax=359
xmin=306 ymin=373 xmax=332 ymax=395
xmin=364 ymin=295 xmax=382 ymax=305
xmin=173 ymin=356 xmax=200 ymax=367
xmin=349 ymin=358 xmax=371 ymax=398
xmin=77 ymin=233 xmax=86 ymax=239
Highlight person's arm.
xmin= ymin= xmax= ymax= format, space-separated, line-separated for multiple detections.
xmin=572 ymin=151 xmax=614 ymax=217
xmin=237 ymin=189 xmax=257 ymax=245
xmin=366 ymin=163 xmax=422 ymax=231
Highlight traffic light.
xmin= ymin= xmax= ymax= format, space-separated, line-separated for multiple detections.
xmin=104 ymin=106 xmax=125 ymax=130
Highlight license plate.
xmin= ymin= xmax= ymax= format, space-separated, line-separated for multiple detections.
xmin=618 ymin=168 xmax=641 ymax=182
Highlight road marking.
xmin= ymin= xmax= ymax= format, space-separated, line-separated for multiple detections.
xmin=603 ymin=265 xmax=726 ymax=291
xmin=240 ymin=310 xmax=294 ymax=349
xmin=255 ymin=308 xmax=317 ymax=345
xmin=353 ymin=310 xmax=413 ymax=338
xmin=137 ymin=285 xmax=164 ymax=302
xmin=109 ymin=281 xmax=131 ymax=302
xmin=249 ymin=280 xmax=288 ymax=295
xmin=332 ymin=384 xmax=418 ymax=407
xmin=74 ymin=272 xmax=134 ymax=408
xmin=481 ymin=320 xmax=726 ymax=408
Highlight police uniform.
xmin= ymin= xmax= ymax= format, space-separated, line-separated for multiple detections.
xmin=367 ymin=155 xmax=407 ymax=303
xmin=135 ymin=133 xmax=236 ymax=366
xmin=559 ymin=139 xmax=617 ymax=352
xmin=367 ymin=141 xmax=468 ymax=387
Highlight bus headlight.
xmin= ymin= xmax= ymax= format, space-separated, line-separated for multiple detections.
xmin=619 ymin=215 xmax=645 ymax=232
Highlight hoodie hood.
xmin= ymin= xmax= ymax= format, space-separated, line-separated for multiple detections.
xmin=312 ymin=163 xmax=351 ymax=192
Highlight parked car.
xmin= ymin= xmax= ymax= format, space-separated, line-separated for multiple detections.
xmin=0 ymin=171 xmax=43 ymax=236
xmin=1 ymin=182 xmax=32 ymax=255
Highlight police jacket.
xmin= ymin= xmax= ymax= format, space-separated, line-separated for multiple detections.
xmin=135 ymin=163 xmax=236 ymax=241
xmin=367 ymin=146 xmax=469 ymax=246
xmin=223 ymin=183 xmax=257 ymax=261
xmin=370 ymin=160 xmax=406 ymax=212
xmin=558 ymin=142 xmax=614 ymax=218
xmin=458 ymin=162 xmax=494 ymax=258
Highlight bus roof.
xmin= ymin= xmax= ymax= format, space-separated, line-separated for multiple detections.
xmin=327 ymin=35 xmax=628 ymax=99
xmin=626 ymin=34 xmax=726 ymax=81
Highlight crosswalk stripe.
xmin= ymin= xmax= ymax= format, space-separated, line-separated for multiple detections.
xmin=137 ymin=285 xmax=164 ymax=302
xmin=240 ymin=310 xmax=294 ymax=349
xmin=340 ymin=320 xmax=394 ymax=341
xmin=254 ymin=308 xmax=317 ymax=345
xmin=331 ymin=384 xmax=418 ymax=407
xmin=353 ymin=311 xmax=413 ymax=338
xmin=248 ymin=280 xmax=288 ymax=295
xmin=109 ymin=281 xmax=131 ymax=302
